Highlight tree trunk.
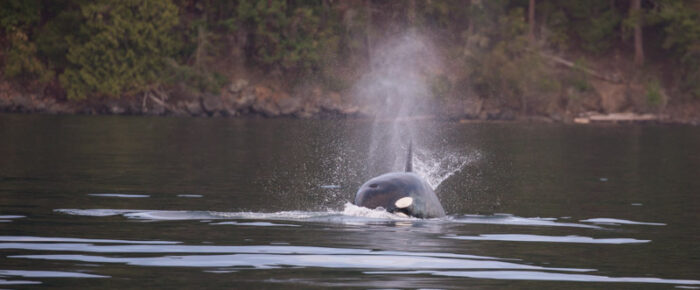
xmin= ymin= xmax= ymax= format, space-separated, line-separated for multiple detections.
xmin=365 ymin=0 xmax=373 ymax=65
xmin=631 ymin=0 xmax=644 ymax=66
xmin=528 ymin=0 xmax=536 ymax=45
xmin=408 ymin=0 xmax=416 ymax=25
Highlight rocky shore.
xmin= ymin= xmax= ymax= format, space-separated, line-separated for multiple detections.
xmin=1 ymin=79 xmax=698 ymax=125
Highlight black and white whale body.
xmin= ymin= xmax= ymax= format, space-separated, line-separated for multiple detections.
xmin=354 ymin=143 xmax=446 ymax=218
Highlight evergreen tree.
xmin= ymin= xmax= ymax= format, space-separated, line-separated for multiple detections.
xmin=59 ymin=0 xmax=179 ymax=99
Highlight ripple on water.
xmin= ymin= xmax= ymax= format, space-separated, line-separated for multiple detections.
xmin=56 ymin=204 xmax=606 ymax=229
xmin=443 ymin=234 xmax=650 ymax=244
xmin=580 ymin=218 xmax=666 ymax=226
xmin=87 ymin=193 xmax=150 ymax=198
xmin=4 ymin=239 xmax=699 ymax=286
xmin=45 ymin=205 xmax=697 ymax=285
xmin=365 ymin=271 xmax=700 ymax=285
xmin=0 ymin=269 xmax=107 ymax=285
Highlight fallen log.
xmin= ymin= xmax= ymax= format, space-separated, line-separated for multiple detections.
xmin=537 ymin=52 xmax=622 ymax=83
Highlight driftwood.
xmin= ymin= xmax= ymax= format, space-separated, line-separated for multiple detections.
xmin=144 ymin=89 xmax=183 ymax=114
xmin=575 ymin=112 xmax=659 ymax=123
xmin=537 ymin=52 xmax=622 ymax=83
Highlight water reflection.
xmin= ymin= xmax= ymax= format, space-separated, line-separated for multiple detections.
xmin=3 ymin=236 xmax=699 ymax=286
xmin=0 ymin=269 xmax=107 ymax=285
xmin=366 ymin=270 xmax=700 ymax=285
xmin=56 ymin=204 xmax=615 ymax=229
xmin=443 ymin=234 xmax=649 ymax=244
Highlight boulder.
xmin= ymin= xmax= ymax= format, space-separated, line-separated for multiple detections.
xmin=184 ymin=99 xmax=204 ymax=116
xmin=202 ymin=94 xmax=224 ymax=115
xmin=108 ymin=102 xmax=125 ymax=114
xmin=320 ymin=92 xmax=343 ymax=111
xmin=277 ymin=96 xmax=302 ymax=115
xmin=228 ymin=79 xmax=249 ymax=94
xmin=251 ymin=86 xmax=281 ymax=117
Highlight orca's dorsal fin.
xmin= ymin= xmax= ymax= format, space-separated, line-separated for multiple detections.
xmin=405 ymin=140 xmax=413 ymax=172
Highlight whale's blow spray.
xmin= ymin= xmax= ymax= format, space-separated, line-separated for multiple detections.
xmin=352 ymin=31 xmax=474 ymax=190
xmin=353 ymin=31 xmax=441 ymax=174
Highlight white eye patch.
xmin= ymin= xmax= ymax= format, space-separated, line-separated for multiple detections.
xmin=394 ymin=197 xmax=413 ymax=209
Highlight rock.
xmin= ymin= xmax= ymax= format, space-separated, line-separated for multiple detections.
xmin=251 ymin=86 xmax=281 ymax=117
xmin=338 ymin=105 xmax=361 ymax=116
xmin=10 ymin=94 xmax=32 ymax=110
xmin=104 ymin=100 xmax=125 ymax=114
xmin=320 ymin=92 xmax=343 ymax=111
xmin=499 ymin=109 xmax=516 ymax=120
xmin=184 ymin=99 xmax=204 ymax=116
xmin=591 ymin=80 xmax=626 ymax=113
xmin=463 ymin=97 xmax=483 ymax=119
xmin=277 ymin=96 xmax=302 ymax=115
xmin=234 ymin=89 xmax=256 ymax=109
xmin=228 ymin=79 xmax=249 ymax=94
xmin=150 ymin=103 xmax=166 ymax=115
xmin=202 ymin=94 xmax=224 ymax=115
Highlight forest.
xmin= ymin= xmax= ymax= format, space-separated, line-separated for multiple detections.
xmin=1 ymin=0 xmax=699 ymax=123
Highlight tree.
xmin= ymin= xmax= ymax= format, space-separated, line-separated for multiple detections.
xmin=59 ymin=0 xmax=179 ymax=99
xmin=528 ymin=0 xmax=536 ymax=45
xmin=631 ymin=0 xmax=644 ymax=66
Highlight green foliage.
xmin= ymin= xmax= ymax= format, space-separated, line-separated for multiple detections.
xmin=237 ymin=0 xmax=339 ymax=73
xmin=646 ymin=79 xmax=663 ymax=107
xmin=464 ymin=6 xmax=558 ymax=112
xmin=164 ymin=60 xmax=227 ymax=94
xmin=0 ymin=0 xmax=52 ymax=83
xmin=35 ymin=3 xmax=85 ymax=70
xmin=541 ymin=0 xmax=621 ymax=54
xmin=60 ymin=0 xmax=179 ymax=99
xmin=651 ymin=0 xmax=700 ymax=98
xmin=3 ymin=31 xmax=53 ymax=83
xmin=570 ymin=59 xmax=592 ymax=92
xmin=0 ymin=0 xmax=40 ymax=32
xmin=1 ymin=0 xmax=700 ymax=103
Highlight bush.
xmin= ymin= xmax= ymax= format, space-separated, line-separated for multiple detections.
xmin=59 ymin=0 xmax=179 ymax=99
xmin=237 ymin=0 xmax=339 ymax=74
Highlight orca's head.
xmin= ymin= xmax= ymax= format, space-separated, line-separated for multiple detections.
xmin=354 ymin=172 xmax=418 ymax=215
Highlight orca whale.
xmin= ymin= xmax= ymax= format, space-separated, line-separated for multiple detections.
xmin=354 ymin=142 xmax=446 ymax=218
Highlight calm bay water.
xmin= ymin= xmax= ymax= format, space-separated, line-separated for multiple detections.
xmin=0 ymin=113 xmax=699 ymax=289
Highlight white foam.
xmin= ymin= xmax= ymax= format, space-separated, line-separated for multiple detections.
xmin=56 ymin=206 xmax=610 ymax=229
xmin=341 ymin=203 xmax=415 ymax=220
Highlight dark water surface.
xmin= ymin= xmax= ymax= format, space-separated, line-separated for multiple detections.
xmin=1 ymin=114 xmax=699 ymax=289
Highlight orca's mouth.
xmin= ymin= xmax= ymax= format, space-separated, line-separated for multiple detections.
xmin=393 ymin=207 xmax=411 ymax=216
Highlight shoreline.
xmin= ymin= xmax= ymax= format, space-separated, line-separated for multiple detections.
xmin=1 ymin=98 xmax=696 ymax=126
xmin=2 ymin=81 xmax=698 ymax=126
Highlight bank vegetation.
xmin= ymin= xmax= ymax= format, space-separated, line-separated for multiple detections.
xmin=1 ymin=0 xmax=699 ymax=124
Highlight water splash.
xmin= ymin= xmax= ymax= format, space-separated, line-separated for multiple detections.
xmin=413 ymin=148 xmax=480 ymax=189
